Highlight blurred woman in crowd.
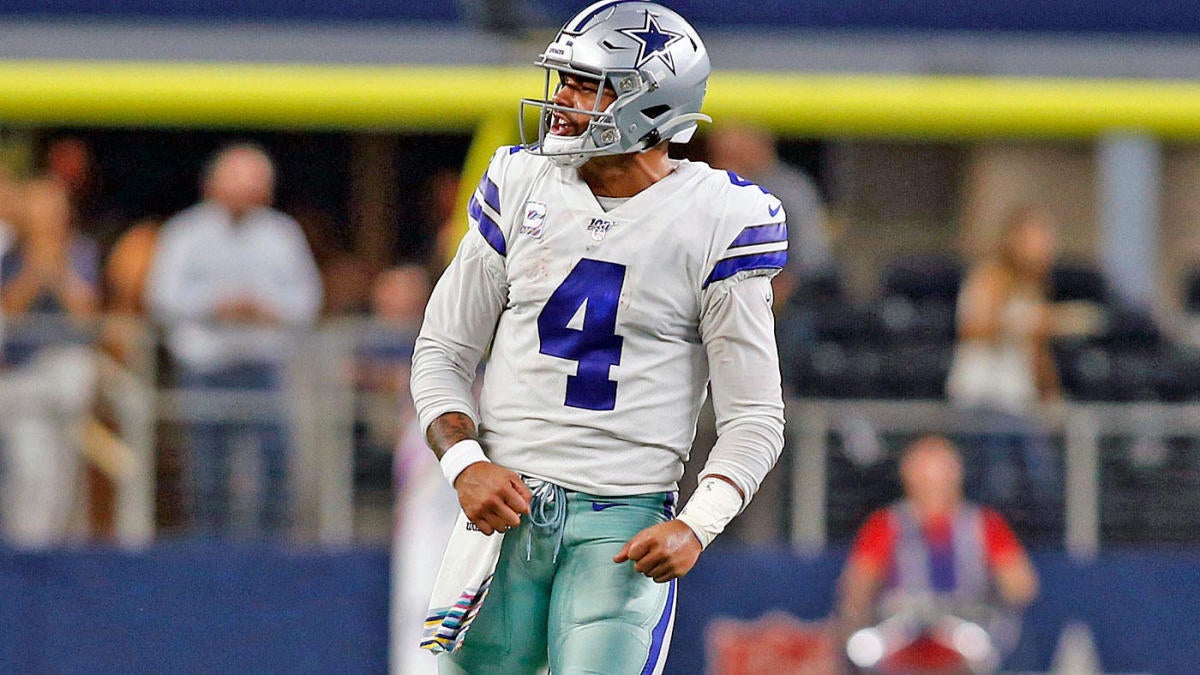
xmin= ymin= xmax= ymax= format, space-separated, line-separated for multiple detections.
xmin=0 ymin=177 xmax=100 ymax=547
xmin=947 ymin=205 xmax=1098 ymax=511
xmin=950 ymin=206 xmax=1062 ymax=410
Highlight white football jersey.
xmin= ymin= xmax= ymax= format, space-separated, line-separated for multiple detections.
xmin=412 ymin=146 xmax=787 ymax=497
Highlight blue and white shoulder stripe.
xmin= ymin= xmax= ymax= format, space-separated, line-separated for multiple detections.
xmin=704 ymin=217 xmax=788 ymax=288
xmin=467 ymin=149 xmax=517 ymax=256
xmin=700 ymin=169 xmax=789 ymax=288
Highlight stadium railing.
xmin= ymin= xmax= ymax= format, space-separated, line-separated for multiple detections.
xmin=1 ymin=313 xmax=1198 ymax=553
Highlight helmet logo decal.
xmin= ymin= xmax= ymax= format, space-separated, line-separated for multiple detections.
xmin=617 ymin=12 xmax=684 ymax=74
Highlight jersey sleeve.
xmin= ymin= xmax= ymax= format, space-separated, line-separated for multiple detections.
xmin=410 ymin=148 xmax=515 ymax=437
xmin=696 ymin=273 xmax=786 ymax=507
xmin=692 ymin=175 xmax=789 ymax=506
xmin=701 ymin=172 xmax=789 ymax=290
xmin=465 ymin=146 xmax=522 ymax=258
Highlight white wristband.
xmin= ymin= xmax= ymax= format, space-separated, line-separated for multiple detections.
xmin=676 ymin=477 xmax=743 ymax=550
xmin=440 ymin=439 xmax=489 ymax=486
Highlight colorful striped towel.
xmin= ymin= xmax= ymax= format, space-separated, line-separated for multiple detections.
xmin=420 ymin=509 xmax=505 ymax=654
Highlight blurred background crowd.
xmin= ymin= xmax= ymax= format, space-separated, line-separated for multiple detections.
xmin=4 ymin=121 xmax=1198 ymax=551
xmin=3 ymin=1 xmax=1200 ymax=673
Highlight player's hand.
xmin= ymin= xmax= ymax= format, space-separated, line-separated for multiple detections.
xmin=613 ymin=519 xmax=702 ymax=583
xmin=454 ymin=462 xmax=532 ymax=536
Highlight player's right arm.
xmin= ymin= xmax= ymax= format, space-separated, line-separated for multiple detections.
xmin=410 ymin=149 xmax=531 ymax=533
xmin=425 ymin=411 xmax=531 ymax=535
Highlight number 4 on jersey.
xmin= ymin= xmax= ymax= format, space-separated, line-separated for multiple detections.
xmin=537 ymin=258 xmax=626 ymax=411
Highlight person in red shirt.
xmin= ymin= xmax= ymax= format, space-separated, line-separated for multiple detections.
xmin=836 ymin=435 xmax=1038 ymax=673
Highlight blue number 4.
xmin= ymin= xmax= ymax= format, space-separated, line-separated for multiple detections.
xmin=537 ymin=258 xmax=626 ymax=411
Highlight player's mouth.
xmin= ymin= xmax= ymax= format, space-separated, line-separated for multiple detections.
xmin=548 ymin=111 xmax=578 ymax=137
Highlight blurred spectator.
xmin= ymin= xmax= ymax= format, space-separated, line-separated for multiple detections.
xmin=423 ymin=168 xmax=463 ymax=271
xmin=0 ymin=169 xmax=16 ymax=306
xmin=836 ymin=435 xmax=1038 ymax=674
xmin=105 ymin=218 xmax=160 ymax=316
xmin=379 ymin=244 xmax=452 ymax=675
xmin=372 ymin=264 xmax=431 ymax=327
xmin=947 ymin=206 xmax=1100 ymax=509
xmin=0 ymin=170 xmax=19 ymax=369
xmin=0 ymin=169 xmax=13 ymax=253
xmin=949 ymin=206 xmax=1061 ymax=410
xmin=44 ymin=137 xmax=93 ymax=204
xmin=291 ymin=204 xmax=372 ymax=317
xmin=356 ymin=264 xmax=432 ymax=455
xmin=41 ymin=136 xmax=125 ymax=251
xmin=381 ymin=264 xmax=451 ymax=672
xmin=146 ymin=143 xmax=322 ymax=538
xmin=89 ymin=217 xmax=162 ymax=537
xmin=321 ymin=254 xmax=373 ymax=317
xmin=0 ymin=177 xmax=100 ymax=548
xmin=707 ymin=122 xmax=835 ymax=302
xmin=101 ymin=217 xmax=161 ymax=361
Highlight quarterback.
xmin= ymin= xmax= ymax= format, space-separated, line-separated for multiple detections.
xmin=410 ymin=1 xmax=787 ymax=673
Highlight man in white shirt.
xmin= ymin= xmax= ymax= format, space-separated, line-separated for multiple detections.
xmin=411 ymin=3 xmax=787 ymax=673
xmin=146 ymin=144 xmax=321 ymax=537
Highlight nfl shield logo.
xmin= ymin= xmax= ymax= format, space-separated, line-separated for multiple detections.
xmin=587 ymin=217 xmax=617 ymax=241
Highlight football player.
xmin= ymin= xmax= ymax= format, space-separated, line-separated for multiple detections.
xmin=411 ymin=2 xmax=788 ymax=672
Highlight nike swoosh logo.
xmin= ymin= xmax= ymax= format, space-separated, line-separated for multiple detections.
xmin=768 ymin=202 xmax=783 ymax=218
xmin=591 ymin=502 xmax=626 ymax=511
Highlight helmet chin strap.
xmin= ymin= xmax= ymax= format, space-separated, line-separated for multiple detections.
xmin=541 ymin=133 xmax=592 ymax=168
xmin=540 ymin=98 xmax=622 ymax=168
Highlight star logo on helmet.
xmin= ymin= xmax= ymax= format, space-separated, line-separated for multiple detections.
xmin=617 ymin=13 xmax=685 ymax=74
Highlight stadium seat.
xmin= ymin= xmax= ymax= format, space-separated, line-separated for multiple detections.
xmin=873 ymin=295 xmax=957 ymax=346
xmin=1094 ymin=305 xmax=1163 ymax=349
xmin=811 ymin=303 xmax=888 ymax=346
xmin=1050 ymin=260 xmax=1110 ymax=304
xmin=876 ymin=343 xmax=953 ymax=399
xmin=786 ymin=267 xmax=848 ymax=307
xmin=1059 ymin=346 xmax=1163 ymax=401
xmin=879 ymin=253 xmax=964 ymax=304
xmin=1184 ymin=267 xmax=1200 ymax=315
xmin=1153 ymin=345 xmax=1200 ymax=402
xmin=795 ymin=342 xmax=888 ymax=399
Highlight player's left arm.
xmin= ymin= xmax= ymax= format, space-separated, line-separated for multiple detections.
xmin=616 ymin=274 xmax=786 ymax=582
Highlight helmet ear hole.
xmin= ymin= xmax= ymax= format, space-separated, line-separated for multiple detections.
xmin=641 ymin=104 xmax=671 ymax=120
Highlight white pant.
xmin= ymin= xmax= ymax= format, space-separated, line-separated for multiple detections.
xmin=0 ymin=346 xmax=96 ymax=548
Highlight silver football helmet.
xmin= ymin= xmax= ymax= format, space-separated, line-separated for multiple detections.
xmin=519 ymin=0 xmax=712 ymax=168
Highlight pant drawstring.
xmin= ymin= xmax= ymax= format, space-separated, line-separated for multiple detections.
xmin=525 ymin=478 xmax=566 ymax=563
